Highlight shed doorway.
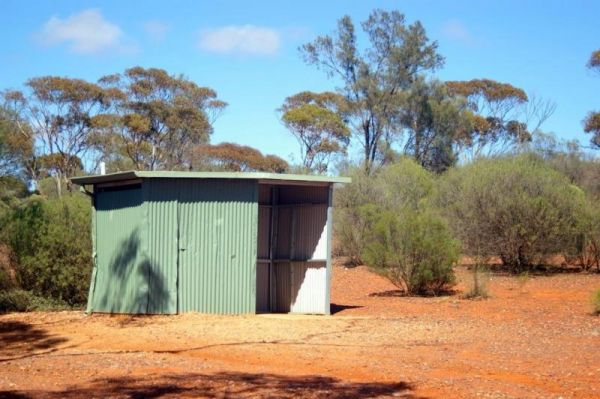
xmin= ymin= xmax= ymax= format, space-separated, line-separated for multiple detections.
xmin=256 ymin=184 xmax=331 ymax=314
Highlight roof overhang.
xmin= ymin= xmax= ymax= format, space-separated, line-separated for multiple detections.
xmin=70 ymin=171 xmax=351 ymax=186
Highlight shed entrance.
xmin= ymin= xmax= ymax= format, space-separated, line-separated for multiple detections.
xmin=256 ymin=184 xmax=331 ymax=314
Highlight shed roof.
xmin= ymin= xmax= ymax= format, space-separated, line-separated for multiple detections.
xmin=70 ymin=171 xmax=351 ymax=186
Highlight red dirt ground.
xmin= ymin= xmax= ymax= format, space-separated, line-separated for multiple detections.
xmin=1 ymin=263 xmax=599 ymax=398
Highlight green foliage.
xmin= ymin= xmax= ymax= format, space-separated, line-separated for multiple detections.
xmin=280 ymin=91 xmax=349 ymax=173
xmin=438 ymin=155 xmax=586 ymax=272
xmin=592 ymin=289 xmax=600 ymax=315
xmin=587 ymin=49 xmax=600 ymax=71
xmin=0 ymin=289 xmax=68 ymax=313
xmin=334 ymin=158 xmax=434 ymax=263
xmin=190 ymin=142 xmax=288 ymax=173
xmin=573 ymin=199 xmax=600 ymax=272
xmin=462 ymin=264 xmax=490 ymax=299
xmin=400 ymin=78 xmax=468 ymax=173
xmin=361 ymin=206 xmax=458 ymax=295
xmin=301 ymin=9 xmax=443 ymax=173
xmin=585 ymin=49 xmax=600 ymax=148
xmin=526 ymin=132 xmax=600 ymax=199
xmin=3 ymin=194 xmax=92 ymax=305
xmin=98 ymin=67 xmax=227 ymax=171
xmin=584 ymin=111 xmax=600 ymax=149
xmin=0 ymin=105 xmax=34 ymax=178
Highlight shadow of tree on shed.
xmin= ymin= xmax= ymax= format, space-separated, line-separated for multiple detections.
xmin=0 ymin=371 xmax=426 ymax=398
xmin=94 ymin=228 xmax=170 ymax=315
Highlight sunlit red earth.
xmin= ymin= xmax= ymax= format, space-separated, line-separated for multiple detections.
xmin=1 ymin=262 xmax=599 ymax=398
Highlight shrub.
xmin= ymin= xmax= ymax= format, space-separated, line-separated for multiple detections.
xmin=592 ymin=289 xmax=600 ymax=315
xmin=334 ymin=158 xmax=434 ymax=264
xmin=0 ymin=289 xmax=68 ymax=313
xmin=333 ymin=166 xmax=379 ymax=263
xmin=3 ymin=193 xmax=92 ymax=305
xmin=438 ymin=155 xmax=585 ymax=273
xmin=0 ymin=289 xmax=37 ymax=312
xmin=463 ymin=264 xmax=489 ymax=299
xmin=361 ymin=206 xmax=459 ymax=295
xmin=573 ymin=200 xmax=600 ymax=272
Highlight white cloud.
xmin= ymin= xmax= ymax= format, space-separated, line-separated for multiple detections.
xmin=441 ymin=19 xmax=480 ymax=47
xmin=198 ymin=25 xmax=281 ymax=55
xmin=144 ymin=20 xmax=169 ymax=41
xmin=39 ymin=9 xmax=124 ymax=54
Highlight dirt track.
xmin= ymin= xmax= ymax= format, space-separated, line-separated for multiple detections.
xmin=1 ymin=264 xmax=599 ymax=398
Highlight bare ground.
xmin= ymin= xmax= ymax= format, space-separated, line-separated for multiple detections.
xmin=0 ymin=264 xmax=599 ymax=398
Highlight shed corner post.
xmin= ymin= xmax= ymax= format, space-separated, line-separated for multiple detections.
xmin=85 ymin=188 xmax=97 ymax=315
xmin=251 ymin=181 xmax=260 ymax=314
xmin=324 ymin=183 xmax=334 ymax=315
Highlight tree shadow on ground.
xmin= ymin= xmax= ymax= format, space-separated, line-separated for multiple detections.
xmin=329 ymin=303 xmax=363 ymax=315
xmin=0 ymin=320 xmax=68 ymax=361
xmin=0 ymin=372 xmax=426 ymax=398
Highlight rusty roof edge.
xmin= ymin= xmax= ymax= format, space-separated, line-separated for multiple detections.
xmin=70 ymin=171 xmax=351 ymax=185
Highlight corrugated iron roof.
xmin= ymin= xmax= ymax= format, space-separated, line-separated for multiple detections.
xmin=71 ymin=171 xmax=351 ymax=185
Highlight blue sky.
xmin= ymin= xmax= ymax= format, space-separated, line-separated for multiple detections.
xmin=1 ymin=0 xmax=598 ymax=162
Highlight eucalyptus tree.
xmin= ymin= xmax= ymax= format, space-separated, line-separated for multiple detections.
xmin=2 ymin=77 xmax=111 ymax=195
xmin=445 ymin=79 xmax=555 ymax=159
xmin=280 ymin=91 xmax=349 ymax=173
xmin=98 ymin=67 xmax=227 ymax=171
xmin=0 ymin=103 xmax=34 ymax=179
xmin=399 ymin=78 xmax=469 ymax=173
xmin=189 ymin=142 xmax=288 ymax=173
xmin=584 ymin=49 xmax=600 ymax=148
xmin=300 ymin=9 xmax=443 ymax=173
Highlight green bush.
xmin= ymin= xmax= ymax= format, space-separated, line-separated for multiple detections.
xmin=573 ymin=200 xmax=600 ymax=272
xmin=0 ymin=289 xmax=37 ymax=312
xmin=0 ymin=289 xmax=69 ymax=313
xmin=3 ymin=194 xmax=92 ymax=305
xmin=361 ymin=206 xmax=459 ymax=295
xmin=333 ymin=166 xmax=379 ymax=263
xmin=592 ymin=289 xmax=600 ymax=315
xmin=334 ymin=158 xmax=434 ymax=264
xmin=438 ymin=155 xmax=585 ymax=272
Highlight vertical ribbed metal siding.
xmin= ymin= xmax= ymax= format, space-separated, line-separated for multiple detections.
xmin=275 ymin=207 xmax=291 ymax=259
xmin=92 ymin=186 xmax=149 ymax=313
xmin=265 ymin=184 xmax=330 ymax=314
xmin=144 ymin=180 xmax=178 ymax=314
xmin=293 ymin=205 xmax=328 ymax=260
xmin=273 ymin=261 xmax=291 ymax=312
xmin=256 ymin=261 xmax=269 ymax=312
xmin=290 ymin=261 xmax=327 ymax=313
xmin=257 ymin=206 xmax=271 ymax=259
xmin=178 ymin=179 xmax=258 ymax=314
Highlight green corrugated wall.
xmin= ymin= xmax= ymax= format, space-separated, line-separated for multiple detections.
xmin=87 ymin=178 xmax=258 ymax=315
xmin=178 ymin=179 xmax=258 ymax=313
xmin=91 ymin=186 xmax=150 ymax=313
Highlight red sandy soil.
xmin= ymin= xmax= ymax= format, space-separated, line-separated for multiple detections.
xmin=1 ymin=263 xmax=599 ymax=398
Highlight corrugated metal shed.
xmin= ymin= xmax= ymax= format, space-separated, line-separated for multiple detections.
xmin=73 ymin=171 xmax=349 ymax=315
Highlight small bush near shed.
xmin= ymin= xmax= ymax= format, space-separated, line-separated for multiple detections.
xmin=3 ymin=194 xmax=92 ymax=305
xmin=0 ymin=289 xmax=67 ymax=313
xmin=334 ymin=158 xmax=434 ymax=265
xmin=361 ymin=206 xmax=459 ymax=295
